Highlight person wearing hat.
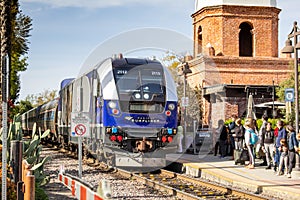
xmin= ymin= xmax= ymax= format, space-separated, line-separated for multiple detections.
xmin=286 ymin=125 xmax=299 ymax=178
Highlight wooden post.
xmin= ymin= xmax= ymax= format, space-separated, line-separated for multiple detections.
xmin=24 ymin=174 xmax=35 ymax=200
xmin=17 ymin=181 xmax=24 ymax=200
xmin=10 ymin=141 xmax=23 ymax=184
xmin=22 ymin=160 xmax=30 ymax=182
xmin=22 ymin=160 xmax=35 ymax=200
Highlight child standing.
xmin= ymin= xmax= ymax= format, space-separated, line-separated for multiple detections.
xmin=277 ymin=139 xmax=288 ymax=176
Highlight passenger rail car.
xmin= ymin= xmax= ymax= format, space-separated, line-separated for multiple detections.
xmin=22 ymin=56 xmax=178 ymax=170
xmin=21 ymin=106 xmax=41 ymax=136
xmin=38 ymin=99 xmax=59 ymax=140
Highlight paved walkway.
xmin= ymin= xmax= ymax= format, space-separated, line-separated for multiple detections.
xmin=166 ymin=153 xmax=300 ymax=200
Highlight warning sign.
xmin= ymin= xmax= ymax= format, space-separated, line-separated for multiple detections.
xmin=71 ymin=112 xmax=90 ymax=137
xmin=75 ymin=124 xmax=86 ymax=136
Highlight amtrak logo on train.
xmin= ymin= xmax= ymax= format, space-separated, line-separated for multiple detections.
xmin=124 ymin=116 xmax=160 ymax=123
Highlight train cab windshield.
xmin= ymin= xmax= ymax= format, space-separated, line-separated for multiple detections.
xmin=113 ymin=62 xmax=166 ymax=113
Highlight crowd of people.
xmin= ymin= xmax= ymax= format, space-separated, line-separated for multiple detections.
xmin=214 ymin=115 xmax=300 ymax=178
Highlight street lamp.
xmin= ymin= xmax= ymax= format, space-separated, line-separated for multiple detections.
xmin=281 ymin=21 xmax=300 ymax=176
xmin=181 ymin=62 xmax=192 ymax=151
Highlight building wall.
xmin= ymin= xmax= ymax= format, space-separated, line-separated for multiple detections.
xmin=189 ymin=2 xmax=291 ymax=127
xmin=187 ymin=56 xmax=292 ymax=89
xmin=192 ymin=5 xmax=281 ymax=58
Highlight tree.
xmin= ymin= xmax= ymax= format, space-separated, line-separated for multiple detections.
xmin=1 ymin=0 xmax=12 ymax=198
xmin=10 ymin=10 xmax=32 ymax=101
xmin=25 ymin=89 xmax=58 ymax=106
xmin=276 ymin=63 xmax=297 ymax=122
xmin=161 ymin=52 xmax=203 ymax=125
xmin=0 ymin=0 xmax=32 ymax=103
xmin=9 ymin=99 xmax=33 ymax=117
xmin=276 ymin=67 xmax=294 ymax=102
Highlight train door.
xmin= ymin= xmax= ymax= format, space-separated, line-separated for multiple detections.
xmin=71 ymin=76 xmax=91 ymax=144
xmin=91 ymin=70 xmax=103 ymax=154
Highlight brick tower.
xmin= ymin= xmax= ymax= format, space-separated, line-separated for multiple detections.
xmin=187 ymin=0 xmax=291 ymax=127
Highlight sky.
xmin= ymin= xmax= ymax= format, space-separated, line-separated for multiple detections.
xmin=18 ymin=0 xmax=300 ymax=100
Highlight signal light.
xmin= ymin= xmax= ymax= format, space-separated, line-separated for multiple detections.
xmin=168 ymin=136 xmax=173 ymax=143
xmin=165 ymin=110 xmax=171 ymax=116
xmin=112 ymin=108 xmax=119 ymax=115
xmin=161 ymin=136 xmax=167 ymax=143
xmin=112 ymin=127 xmax=118 ymax=133
xmin=110 ymin=135 xmax=116 ymax=141
xmin=117 ymin=135 xmax=123 ymax=142
xmin=106 ymin=127 xmax=112 ymax=134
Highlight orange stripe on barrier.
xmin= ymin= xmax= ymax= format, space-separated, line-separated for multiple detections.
xmin=64 ymin=176 xmax=69 ymax=186
xmin=80 ymin=185 xmax=87 ymax=200
xmin=59 ymin=174 xmax=62 ymax=182
xmin=71 ymin=180 xmax=76 ymax=196
xmin=94 ymin=194 xmax=103 ymax=200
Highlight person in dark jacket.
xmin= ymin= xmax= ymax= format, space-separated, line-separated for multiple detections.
xmin=258 ymin=115 xmax=268 ymax=166
xmin=232 ymin=118 xmax=244 ymax=150
xmin=274 ymin=120 xmax=287 ymax=172
xmin=216 ymin=119 xmax=228 ymax=158
xmin=261 ymin=122 xmax=275 ymax=169
xmin=228 ymin=115 xmax=237 ymax=156
xmin=286 ymin=125 xmax=299 ymax=178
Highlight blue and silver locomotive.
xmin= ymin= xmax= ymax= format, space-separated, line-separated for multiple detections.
xmin=23 ymin=55 xmax=178 ymax=169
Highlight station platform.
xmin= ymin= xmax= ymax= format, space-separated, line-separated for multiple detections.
xmin=166 ymin=153 xmax=300 ymax=200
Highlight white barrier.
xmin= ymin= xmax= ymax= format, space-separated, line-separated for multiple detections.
xmin=58 ymin=172 xmax=106 ymax=200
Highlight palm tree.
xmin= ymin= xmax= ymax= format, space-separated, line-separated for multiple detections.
xmin=1 ymin=0 xmax=11 ymax=199
xmin=1 ymin=0 xmax=11 ymax=101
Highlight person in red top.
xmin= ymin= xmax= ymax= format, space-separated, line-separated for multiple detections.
xmin=274 ymin=126 xmax=279 ymax=137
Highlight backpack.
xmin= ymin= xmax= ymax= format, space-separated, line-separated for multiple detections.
xmin=249 ymin=129 xmax=258 ymax=145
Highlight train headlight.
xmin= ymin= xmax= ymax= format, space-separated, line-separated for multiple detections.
xmin=168 ymin=103 xmax=175 ymax=110
xmin=108 ymin=101 xmax=117 ymax=109
xmin=134 ymin=93 xmax=141 ymax=99
xmin=143 ymin=93 xmax=150 ymax=100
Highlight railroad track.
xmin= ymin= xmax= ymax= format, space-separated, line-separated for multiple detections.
xmin=116 ymin=169 xmax=269 ymax=200
xmin=43 ymin=145 xmax=270 ymax=200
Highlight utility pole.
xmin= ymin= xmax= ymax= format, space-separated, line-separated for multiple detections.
xmin=1 ymin=0 xmax=11 ymax=199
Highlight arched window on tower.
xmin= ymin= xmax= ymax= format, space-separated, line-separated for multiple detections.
xmin=197 ymin=26 xmax=203 ymax=54
xmin=239 ymin=22 xmax=253 ymax=57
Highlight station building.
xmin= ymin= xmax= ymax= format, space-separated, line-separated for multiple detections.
xmin=186 ymin=0 xmax=292 ymax=127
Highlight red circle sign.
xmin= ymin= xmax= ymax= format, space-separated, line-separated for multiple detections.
xmin=75 ymin=124 xmax=86 ymax=136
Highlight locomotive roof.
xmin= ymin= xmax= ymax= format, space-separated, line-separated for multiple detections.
xmin=112 ymin=58 xmax=161 ymax=68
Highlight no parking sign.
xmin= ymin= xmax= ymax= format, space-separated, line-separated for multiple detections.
xmin=71 ymin=112 xmax=90 ymax=137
